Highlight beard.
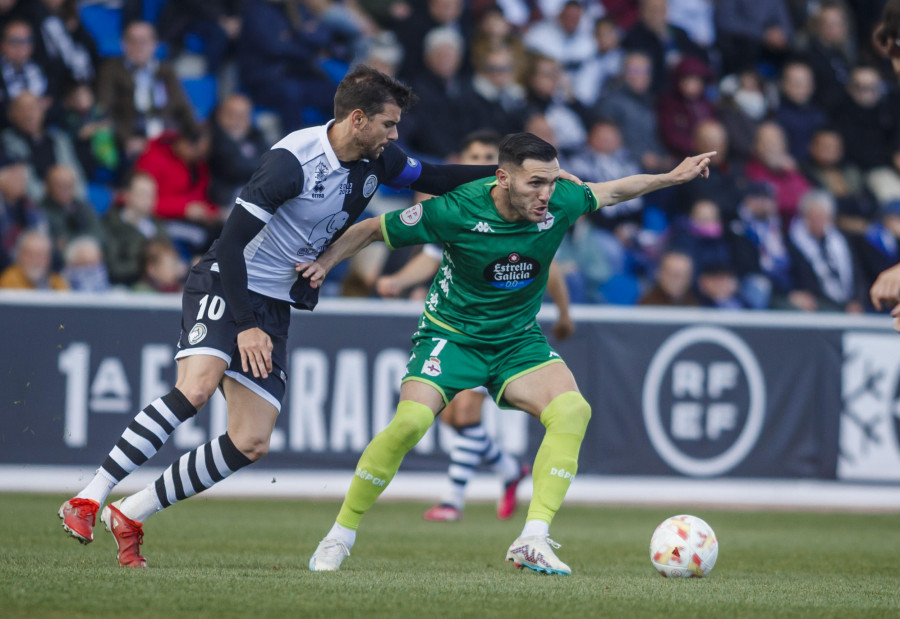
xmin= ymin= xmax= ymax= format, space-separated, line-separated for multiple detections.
xmin=353 ymin=132 xmax=384 ymax=160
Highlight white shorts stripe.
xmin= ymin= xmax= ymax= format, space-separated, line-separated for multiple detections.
xmin=175 ymin=347 xmax=232 ymax=365
xmin=224 ymin=370 xmax=282 ymax=412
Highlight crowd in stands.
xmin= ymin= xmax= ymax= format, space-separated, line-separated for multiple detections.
xmin=0 ymin=0 xmax=898 ymax=316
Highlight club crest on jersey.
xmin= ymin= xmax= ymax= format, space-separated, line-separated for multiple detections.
xmin=483 ymin=253 xmax=541 ymax=290
xmin=407 ymin=157 xmax=419 ymax=168
xmin=400 ymin=203 xmax=423 ymax=226
xmin=188 ymin=322 xmax=207 ymax=345
xmin=363 ymin=174 xmax=378 ymax=198
xmin=537 ymin=213 xmax=555 ymax=231
xmin=422 ymin=356 xmax=442 ymax=377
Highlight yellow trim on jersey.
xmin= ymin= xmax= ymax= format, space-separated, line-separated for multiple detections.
xmin=401 ymin=376 xmax=450 ymax=405
xmin=495 ymin=358 xmax=565 ymax=407
xmin=380 ymin=214 xmax=395 ymax=249
xmin=588 ymin=186 xmax=602 ymax=212
xmin=423 ymin=310 xmax=464 ymax=335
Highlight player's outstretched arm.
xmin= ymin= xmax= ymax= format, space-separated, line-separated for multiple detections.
xmin=376 ymin=250 xmax=441 ymax=297
xmin=870 ymin=263 xmax=900 ymax=311
xmin=588 ymin=152 xmax=715 ymax=207
xmin=296 ymin=217 xmax=384 ymax=289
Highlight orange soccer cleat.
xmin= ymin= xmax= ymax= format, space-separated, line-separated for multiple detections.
xmin=58 ymin=498 xmax=99 ymax=544
xmin=100 ymin=500 xmax=147 ymax=568
xmin=423 ymin=504 xmax=462 ymax=521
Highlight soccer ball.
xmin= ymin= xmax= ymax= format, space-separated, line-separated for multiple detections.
xmin=649 ymin=514 xmax=718 ymax=578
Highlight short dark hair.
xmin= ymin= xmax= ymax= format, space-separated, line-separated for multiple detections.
xmin=498 ymin=133 xmax=558 ymax=168
xmin=460 ymin=129 xmax=502 ymax=152
xmin=333 ymin=65 xmax=417 ymax=120
xmin=876 ymin=0 xmax=900 ymax=54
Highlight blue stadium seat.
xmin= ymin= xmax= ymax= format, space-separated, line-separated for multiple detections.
xmin=599 ymin=273 xmax=641 ymax=305
xmin=87 ymin=183 xmax=114 ymax=215
xmin=180 ymin=75 xmax=217 ymax=120
xmin=142 ymin=0 xmax=169 ymax=24
xmin=79 ymin=5 xmax=122 ymax=57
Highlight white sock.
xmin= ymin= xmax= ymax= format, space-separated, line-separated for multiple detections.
xmin=76 ymin=469 xmax=117 ymax=505
xmin=521 ymin=519 xmax=550 ymax=539
xmin=440 ymin=483 xmax=465 ymax=510
xmin=491 ymin=452 xmax=520 ymax=484
xmin=118 ymin=485 xmax=163 ymax=522
xmin=327 ymin=522 xmax=356 ymax=548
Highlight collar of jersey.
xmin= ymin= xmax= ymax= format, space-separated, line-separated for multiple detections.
xmin=316 ymin=120 xmax=343 ymax=171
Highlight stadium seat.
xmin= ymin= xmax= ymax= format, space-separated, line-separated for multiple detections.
xmin=142 ymin=0 xmax=169 ymax=24
xmin=87 ymin=183 xmax=114 ymax=216
xmin=180 ymin=75 xmax=217 ymax=121
xmin=79 ymin=5 xmax=122 ymax=57
xmin=598 ymin=273 xmax=641 ymax=305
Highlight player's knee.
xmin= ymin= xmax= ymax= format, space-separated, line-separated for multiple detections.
xmin=232 ymin=433 xmax=270 ymax=462
xmin=388 ymin=401 xmax=435 ymax=450
xmin=542 ymin=391 xmax=591 ymax=437
xmin=176 ymin=382 xmax=217 ymax=410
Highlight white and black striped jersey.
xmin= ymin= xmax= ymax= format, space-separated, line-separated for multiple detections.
xmin=231 ymin=121 xmax=424 ymax=308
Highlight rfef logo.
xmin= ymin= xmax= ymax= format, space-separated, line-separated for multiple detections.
xmin=642 ymin=326 xmax=766 ymax=477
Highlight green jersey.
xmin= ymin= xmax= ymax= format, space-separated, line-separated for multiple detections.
xmin=381 ymin=177 xmax=598 ymax=342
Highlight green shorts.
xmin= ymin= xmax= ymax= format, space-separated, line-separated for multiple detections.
xmin=402 ymin=318 xmax=563 ymax=408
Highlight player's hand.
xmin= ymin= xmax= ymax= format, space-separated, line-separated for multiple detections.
xmin=295 ymin=261 xmax=328 ymax=289
xmin=869 ymin=263 xmax=900 ymax=311
xmin=376 ymin=275 xmax=402 ymax=298
xmin=237 ymin=327 xmax=273 ymax=379
xmin=669 ymin=152 xmax=716 ymax=183
xmin=558 ymin=169 xmax=583 ymax=185
xmin=552 ymin=313 xmax=575 ymax=341
xmin=891 ymin=303 xmax=900 ymax=332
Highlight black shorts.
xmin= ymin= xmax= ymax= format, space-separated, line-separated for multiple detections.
xmin=175 ymin=253 xmax=290 ymax=411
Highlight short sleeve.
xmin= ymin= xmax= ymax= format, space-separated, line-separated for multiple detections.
xmin=381 ymin=142 xmax=423 ymax=188
xmin=552 ymin=179 xmax=600 ymax=220
xmin=236 ymin=148 xmax=304 ymax=222
xmin=381 ymin=195 xmax=454 ymax=249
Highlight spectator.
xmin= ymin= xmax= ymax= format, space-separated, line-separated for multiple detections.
xmin=571 ymin=16 xmax=624 ymax=108
xmin=0 ymin=20 xmax=49 ymax=119
xmin=135 ymin=126 xmax=218 ymax=257
xmin=394 ymin=0 xmax=467 ymax=81
xmin=405 ymin=26 xmax=474 ymax=159
xmin=638 ymin=250 xmax=699 ymax=306
xmin=468 ymin=45 xmax=529 ymax=137
xmin=0 ymin=153 xmax=42 ymax=271
xmin=60 ymin=80 xmax=118 ymax=180
xmin=594 ymin=51 xmax=670 ymax=173
xmin=158 ymin=0 xmax=243 ymax=74
xmin=669 ymin=198 xmax=737 ymax=276
xmin=774 ymin=60 xmax=827 ymax=164
xmin=787 ymin=188 xmax=864 ymax=312
xmin=832 ymin=65 xmax=898 ymax=172
xmin=96 ymin=21 xmax=197 ymax=160
xmin=804 ymin=0 xmax=855 ymax=113
xmin=801 ymin=128 xmax=877 ymax=234
xmin=745 ymin=121 xmax=812 ymax=224
xmin=523 ymin=53 xmax=587 ymax=154
xmin=858 ymin=200 xmax=900 ymax=298
xmin=61 ymin=234 xmax=109 ymax=292
xmin=1 ymin=90 xmax=86 ymax=202
xmin=657 ymin=55 xmax=716 ymax=159
xmin=674 ymin=118 xmax=744 ymax=221
xmin=716 ymin=70 xmax=769 ymax=165
xmin=102 ymin=172 xmax=168 ymax=286
xmin=696 ymin=262 xmax=746 ymax=309
xmin=41 ymin=163 xmax=102 ymax=261
xmin=523 ymin=0 xmax=597 ymax=83
xmin=867 ymin=149 xmax=900 ymax=206
xmin=132 ymin=238 xmax=187 ymax=293
xmin=667 ymin=0 xmax=715 ymax=49
xmin=0 ymin=227 xmax=66 ymax=289
xmin=469 ymin=6 xmax=526 ymax=75
xmin=622 ymin=0 xmax=707 ymax=95
xmin=209 ymin=94 xmax=268 ymax=208
xmin=714 ymin=0 xmax=793 ymax=74
xmin=19 ymin=0 xmax=97 ymax=87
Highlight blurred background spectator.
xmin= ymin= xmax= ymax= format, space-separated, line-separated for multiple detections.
xmin=61 ymin=233 xmax=109 ymax=292
xmin=0 ymin=227 xmax=66 ymax=289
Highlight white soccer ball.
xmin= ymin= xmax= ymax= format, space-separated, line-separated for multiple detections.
xmin=649 ymin=514 xmax=718 ymax=578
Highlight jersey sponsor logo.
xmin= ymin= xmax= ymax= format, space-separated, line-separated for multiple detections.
xmin=422 ymin=356 xmax=442 ymax=377
xmin=537 ymin=213 xmax=555 ymax=231
xmin=471 ymin=221 xmax=495 ymax=233
xmin=400 ymin=203 xmax=423 ymax=226
xmin=363 ymin=174 xmax=378 ymax=198
xmin=483 ymin=253 xmax=541 ymax=290
xmin=187 ymin=322 xmax=207 ymax=345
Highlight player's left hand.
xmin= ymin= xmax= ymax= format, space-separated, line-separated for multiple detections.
xmin=237 ymin=327 xmax=273 ymax=379
xmin=296 ymin=261 xmax=327 ymax=289
xmin=559 ymin=169 xmax=583 ymax=185
xmin=669 ymin=152 xmax=716 ymax=183
xmin=552 ymin=314 xmax=575 ymax=341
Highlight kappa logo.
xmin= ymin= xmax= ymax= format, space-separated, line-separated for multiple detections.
xmin=471 ymin=221 xmax=495 ymax=233
xmin=400 ymin=203 xmax=423 ymax=226
xmin=363 ymin=174 xmax=378 ymax=198
xmin=537 ymin=213 xmax=555 ymax=231
xmin=188 ymin=322 xmax=207 ymax=345
xmin=423 ymin=356 xmax=442 ymax=377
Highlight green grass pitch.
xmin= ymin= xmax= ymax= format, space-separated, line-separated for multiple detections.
xmin=2 ymin=493 xmax=898 ymax=618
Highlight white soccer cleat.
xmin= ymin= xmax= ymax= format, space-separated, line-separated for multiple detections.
xmin=505 ymin=535 xmax=572 ymax=575
xmin=309 ymin=537 xmax=350 ymax=571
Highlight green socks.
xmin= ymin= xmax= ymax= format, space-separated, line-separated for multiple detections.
xmin=337 ymin=400 xmax=435 ymax=529
xmin=526 ymin=391 xmax=592 ymax=524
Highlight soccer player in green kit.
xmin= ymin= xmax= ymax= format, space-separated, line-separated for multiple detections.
xmin=298 ymin=133 xmax=714 ymax=574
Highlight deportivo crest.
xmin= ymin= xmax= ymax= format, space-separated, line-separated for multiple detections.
xmin=537 ymin=213 xmax=555 ymax=231
xmin=188 ymin=322 xmax=207 ymax=345
xmin=423 ymin=356 xmax=442 ymax=377
xmin=363 ymin=174 xmax=378 ymax=198
xmin=484 ymin=253 xmax=541 ymax=290
xmin=400 ymin=203 xmax=423 ymax=226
